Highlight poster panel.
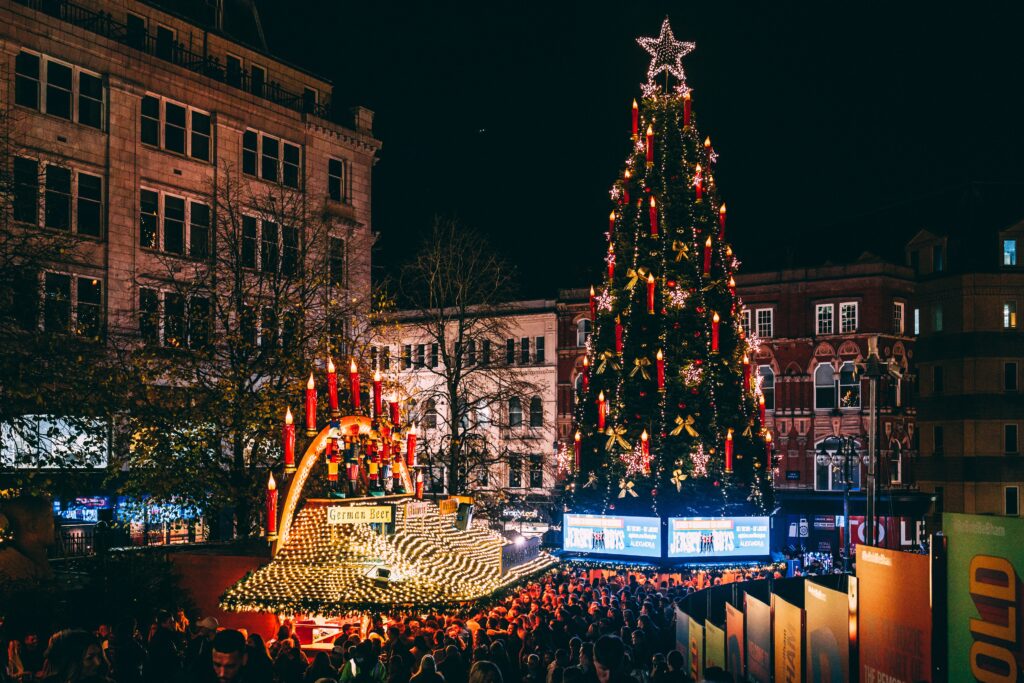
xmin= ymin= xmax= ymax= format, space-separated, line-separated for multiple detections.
xmin=804 ymin=581 xmax=849 ymax=682
xmin=705 ymin=620 xmax=726 ymax=672
xmin=562 ymin=514 xmax=661 ymax=557
xmin=945 ymin=512 xmax=1024 ymax=682
xmin=772 ymin=595 xmax=803 ymax=683
xmin=689 ymin=615 xmax=704 ymax=682
xmin=856 ymin=544 xmax=931 ymax=682
xmin=745 ymin=594 xmax=771 ymax=683
xmin=668 ymin=517 xmax=771 ymax=558
xmin=726 ymin=602 xmax=745 ymax=682
xmin=675 ymin=606 xmax=690 ymax=669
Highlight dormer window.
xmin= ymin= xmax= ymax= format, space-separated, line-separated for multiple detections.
xmin=1005 ymin=239 xmax=1018 ymax=267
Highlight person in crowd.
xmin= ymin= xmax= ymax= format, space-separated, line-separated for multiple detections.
xmin=303 ymin=652 xmax=337 ymax=683
xmin=243 ymin=633 xmax=274 ymax=683
xmin=339 ymin=639 xmax=386 ymax=683
xmin=437 ymin=645 xmax=467 ymax=683
xmin=409 ymin=655 xmax=444 ymax=683
xmin=183 ymin=617 xmax=219 ymax=678
xmin=143 ymin=611 xmax=180 ymax=683
xmin=591 ymin=636 xmax=627 ymax=683
xmin=272 ymin=638 xmax=308 ymax=683
xmin=105 ymin=620 xmax=144 ymax=683
xmin=468 ymin=661 xmax=502 ymax=683
xmin=40 ymin=629 xmax=109 ymax=683
xmin=204 ymin=629 xmax=247 ymax=683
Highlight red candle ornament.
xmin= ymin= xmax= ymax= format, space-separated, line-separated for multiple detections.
xmin=623 ymin=169 xmax=631 ymax=203
xmin=390 ymin=400 xmax=401 ymax=425
xmin=373 ymin=370 xmax=383 ymax=418
xmin=631 ymin=99 xmax=639 ymax=138
xmin=615 ymin=316 xmax=623 ymax=354
xmin=656 ymin=349 xmax=665 ymax=391
xmin=765 ymin=431 xmax=773 ymax=469
xmin=582 ymin=356 xmax=590 ymax=391
xmin=304 ymin=374 xmax=317 ymax=436
xmin=704 ymin=136 xmax=712 ymax=158
xmin=282 ymin=407 xmax=296 ymax=473
xmin=608 ymin=210 xmax=616 ymax=238
xmin=718 ymin=203 xmax=727 ymax=239
xmin=349 ymin=359 xmax=360 ymax=411
xmin=694 ymin=164 xmax=703 ymax=202
xmin=266 ymin=473 xmax=278 ymax=540
xmin=574 ymin=430 xmax=581 ymax=470
xmin=415 ymin=470 xmax=424 ymax=500
xmin=711 ymin=312 xmax=720 ymax=352
xmin=729 ymin=276 xmax=736 ymax=298
xmin=597 ymin=391 xmax=606 ymax=431
xmin=725 ymin=429 xmax=734 ymax=473
xmin=589 ymin=285 xmax=597 ymax=322
xmin=645 ymin=124 xmax=654 ymax=165
xmin=406 ymin=425 xmax=418 ymax=467
xmin=759 ymin=394 xmax=767 ymax=425
xmin=607 ymin=244 xmax=615 ymax=280
xmin=742 ymin=354 xmax=751 ymax=392
xmin=683 ymin=91 xmax=691 ymax=127
xmin=649 ymin=196 xmax=658 ymax=237
xmin=641 ymin=429 xmax=650 ymax=461
xmin=326 ymin=358 xmax=339 ymax=416
xmin=703 ymin=236 xmax=713 ymax=276
xmin=646 ymin=273 xmax=656 ymax=314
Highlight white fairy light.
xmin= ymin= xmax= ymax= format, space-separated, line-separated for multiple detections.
xmin=667 ymin=287 xmax=689 ymax=308
xmin=682 ymin=362 xmax=703 ymax=386
xmin=636 ymin=18 xmax=695 ymax=96
xmin=690 ymin=444 xmax=709 ymax=478
xmin=596 ymin=289 xmax=614 ymax=312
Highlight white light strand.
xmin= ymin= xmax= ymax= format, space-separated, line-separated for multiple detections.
xmin=636 ymin=18 xmax=695 ymax=97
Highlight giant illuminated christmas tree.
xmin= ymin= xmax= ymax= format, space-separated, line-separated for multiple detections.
xmin=568 ymin=19 xmax=774 ymax=516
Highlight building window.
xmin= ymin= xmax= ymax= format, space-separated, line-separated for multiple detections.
xmin=840 ymin=302 xmax=858 ymax=333
xmin=839 ymin=362 xmax=860 ymax=408
xmin=814 ymin=440 xmax=861 ymax=492
xmin=13 ymin=162 xmax=108 ymax=239
xmin=189 ymin=201 xmax=210 ymax=260
xmin=506 ymin=339 xmax=515 ymax=365
xmin=243 ymin=129 xmax=301 ymax=188
xmin=401 ymin=345 xmax=412 ymax=370
xmin=1005 ymin=302 xmax=1018 ymax=330
xmin=934 ymin=426 xmax=944 ymax=456
xmin=934 ymin=305 xmax=944 ymax=332
xmin=139 ymin=95 xmax=210 ymax=161
xmin=139 ymin=288 xmax=209 ymax=349
xmin=13 ymin=157 xmax=39 ymax=223
xmin=415 ymin=344 xmax=425 ymax=368
xmin=914 ymin=308 xmax=920 ymax=335
xmin=574 ymin=373 xmax=584 ymax=397
xmin=328 ymin=158 xmax=348 ymax=203
xmin=741 ymin=309 xmax=752 ymax=337
xmin=509 ymin=397 xmax=523 ymax=427
xmin=508 ymin=456 xmax=522 ymax=488
xmin=430 ymin=343 xmax=439 ymax=368
xmin=14 ymin=51 xmax=103 ymax=129
xmin=933 ymin=366 xmax=944 ymax=394
xmin=576 ymin=318 xmax=591 ymax=347
xmin=530 ymin=397 xmax=543 ymax=427
xmin=893 ymin=302 xmax=905 ymax=335
xmin=260 ymin=221 xmax=279 ymax=273
xmin=933 ymin=245 xmax=945 ymax=272
xmin=329 ymin=237 xmax=345 ymax=286
xmin=1006 ymin=486 xmax=1019 ymax=517
xmin=139 ymin=288 xmax=159 ymax=344
xmin=467 ymin=340 xmax=477 ymax=366
xmin=76 ymin=172 xmax=103 ymax=237
xmin=155 ymin=25 xmax=176 ymax=61
xmin=1004 ymin=239 xmax=1018 ymax=267
xmin=225 ymin=54 xmax=243 ymax=87
xmin=250 ymin=64 xmax=266 ymax=97
xmin=758 ymin=366 xmax=775 ymax=410
xmin=1007 ymin=425 xmax=1020 ymax=455
xmin=423 ymin=399 xmax=437 ymax=429
xmin=529 ymin=455 xmax=544 ymax=488
xmin=303 ymin=87 xmax=318 ymax=113
xmin=816 ymin=304 xmax=833 ymax=335
xmin=481 ymin=340 xmax=491 ymax=366
xmin=44 ymin=166 xmax=71 ymax=230
xmin=1006 ymin=362 xmax=1018 ymax=392
xmin=520 ymin=338 xmax=530 ymax=364
xmin=43 ymin=273 xmax=103 ymax=339
xmin=535 ymin=336 xmax=545 ymax=363
xmin=756 ymin=308 xmax=774 ymax=338
xmin=139 ymin=189 xmax=209 ymax=258
xmin=814 ymin=363 xmax=836 ymax=410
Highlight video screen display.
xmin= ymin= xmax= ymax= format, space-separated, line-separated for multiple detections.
xmin=668 ymin=517 xmax=771 ymax=558
xmin=563 ymin=514 xmax=661 ymax=558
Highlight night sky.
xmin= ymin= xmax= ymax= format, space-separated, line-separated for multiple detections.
xmin=257 ymin=1 xmax=1024 ymax=298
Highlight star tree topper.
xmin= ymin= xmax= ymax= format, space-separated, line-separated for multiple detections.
xmin=637 ymin=17 xmax=695 ymax=96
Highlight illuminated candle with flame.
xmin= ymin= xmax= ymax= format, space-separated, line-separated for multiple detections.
xmin=615 ymin=316 xmax=623 ymax=354
xmin=649 ymin=196 xmax=658 ymax=237
xmin=759 ymin=394 xmax=767 ymax=425
xmin=608 ymin=210 xmax=616 ymax=238
xmin=694 ymin=164 xmax=703 ymax=201
xmin=704 ymin=136 xmax=712 ymax=157
xmin=607 ymin=243 xmax=615 ymax=280
xmin=656 ymin=349 xmax=665 ymax=391
xmin=719 ymin=203 xmax=727 ymax=239
xmin=406 ymin=424 xmax=417 ymax=467
xmin=266 ymin=473 xmax=278 ymax=541
xmin=304 ymin=374 xmax=317 ymax=436
xmin=641 ymin=429 xmax=649 ymax=460
xmin=647 ymin=273 xmax=656 ymax=314
xmin=683 ymin=91 xmax=692 ymax=127
xmin=711 ymin=312 xmax=720 ymax=352
xmin=765 ymin=431 xmax=773 ymax=469
xmin=597 ymin=391 xmax=606 ymax=431
xmin=703 ymin=236 xmax=713 ymax=276
xmin=415 ymin=470 xmax=424 ymax=500
xmin=645 ymin=124 xmax=654 ymax=165
xmin=725 ymin=429 xmax=734 ymax=473
xmin=742 ymin=354 xmax=751 ymax=392
xmin=282 ymin=408 xmax=296 ymax=473
xmin=589 ymin=285 xmax=597 ymax=322
xmin=729 ymin=275 xmax=736 ymax=298
xmin=373 ymin=370 xmax=383 ymax=418
xmin=574 ymin=430 xmax=581 ymax=470
xmin=326 ymin=358 xmax=339 ymax=416
xmin=623 ymin=169 xmax=631 ymax=203
xmin=390 ymin=399 xmax=400 ymax=425
xmin=631 ymin=99 xmax=639 ymax=138
xmin=582 ymin=356 xmax=590 ymax=391
xmin=349 ymin=359 xmax=360 ymax=411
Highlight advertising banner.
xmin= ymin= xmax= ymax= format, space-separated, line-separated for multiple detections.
xmin=688 ymin=615 xmax=704 ymax=682
xmin=326 ymin=505 xmax=393 ymax=524
xmin=945 ymin=512 xmax=1024 ymax=682
xmin=745 ymin=594 xmax=772 ymax=683
xmin=675 ymin=606 xmax=689 ymax=671
xmin=725 ymin=602 xmax=744 ymax=682
xmin=562 ymin=514 xmax=661 ymax=557
xmin=667 ymin=516 xmax=770 ymax=558
xmin=804 ymin=582 xmax=849 ymax=682
xmin=856 ymin=545 xmax=931 ymax=683
xmin=705 ymin=620 xmax=725 ymax=672
xmin=772 ymin=595 xmax=803 ymax=683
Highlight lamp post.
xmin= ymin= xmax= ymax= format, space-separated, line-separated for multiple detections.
xmin=816 ymin=410 xmax=862 ymax=573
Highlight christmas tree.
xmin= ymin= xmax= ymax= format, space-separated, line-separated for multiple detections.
xmin=569 ymin=19 xmax=774 ymax=516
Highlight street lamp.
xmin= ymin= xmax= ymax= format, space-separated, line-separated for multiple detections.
xmin=816 ymin=410 xmax=862 ymax=573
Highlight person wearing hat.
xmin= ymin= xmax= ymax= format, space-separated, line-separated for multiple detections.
xmin=184 ymin=616 xmax=219 ymax=676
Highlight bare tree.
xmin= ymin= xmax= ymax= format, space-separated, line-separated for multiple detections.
xmin=395 ymin=218 xmax=547 ymax=496
xmin=118 ymin=163 xmax=380 ymax=535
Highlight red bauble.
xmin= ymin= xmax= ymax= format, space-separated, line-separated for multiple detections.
xmin=696 ymin=306 xmax=705 ymax=314
xmin=695 ymin=359 xmax=703 ymax=365
xmin=713 ymin=481 xmax=720 ymax=487
xmin=694 ymin=331 xmax=701 ymax=337
xmin=609 ymin=503 xmax=616 ymax=510
xmin=639 ymin=391 xmax=647 ymax=398
xmin=667 ymin=280 xmax=677 ymax=287
xmin=691 ymin=388 xmax=699 ymax=395
xmin=673 ymin=322 xmax=681 ymax=329
xmin=677 ymin=402 xmax=685 ymax=409
xmin=651 ymin=489 xmax=658 ymax=496
xmin=661 ymin=308 xmax=668 ymax=315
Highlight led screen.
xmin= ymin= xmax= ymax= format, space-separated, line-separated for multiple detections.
xmin=668 ymin=517 xmax=770 ymax=558
xmin=563 ymin=513 xmax=661 ymax=558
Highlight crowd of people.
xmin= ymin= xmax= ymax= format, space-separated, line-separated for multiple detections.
xmin=2 ymin=565 xmax=784 ymax=683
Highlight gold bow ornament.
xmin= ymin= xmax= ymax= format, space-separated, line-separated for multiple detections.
xmin=671 ymin=240 xmax=689 ymax=262
xmin=618 ymin=478 xmax=638 ymax=498
xmin=671 ymin=468 xmax=688 ymax=491
xmin=596 ymin=350 xmax=621 ymax=374
xmin=582 ymin=471 xmax=598 ymax=489
xmin=626 ymin=266 xmax=648 ymax=290
xmin=630 ymin=356 xmax=652 ymax=380
xmin=742 ymin=423 xmax=753 ymax=438
xmin=605 ymin=426 xmax=631 ymax=452
xmin=670 ymin=415 xmax=699 ymax=438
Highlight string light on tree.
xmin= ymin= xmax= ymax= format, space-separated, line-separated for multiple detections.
xmin=690 ymin=444 xmax=710 ymax=478
xmin=636 ymin=16 xmax=695 ymax=95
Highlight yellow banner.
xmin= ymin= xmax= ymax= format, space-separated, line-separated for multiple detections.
xmin=326 ymin=505 xmax=392 ymax=525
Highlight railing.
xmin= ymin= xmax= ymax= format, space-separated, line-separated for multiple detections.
xmin=13 ymin=0 xmax=340 ymax=122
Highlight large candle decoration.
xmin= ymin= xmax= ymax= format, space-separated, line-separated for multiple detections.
xmin=647 ymin=273 xmax=656 ymax=314
xmin=373 ymin=370 xmax=383 ymax=418
xmin=266 ymin=473 xmax=278 ymax=541
xmin=694 ymin=164 xmax=703 ymax=201
xmin=645 ymin=124 xmax=654 ymax=165
xmin=597 ymin=391 xmax=606 ymax=431
xmin=304 ymin=374 xmax=317 ymax=436
xmin=725 ymin=429 xmax=734 ymax=473
xmin=581 ymin=356 xmax=590 ymax=391
xmin=704 ymin=136 xmax=712 ymax=158
xmin=282 ymin=408 xmax=296 ymax=473
xmin=574 ymin=430 xmax=581 ymax=470
xmin=656 ymin=349 xmax=665 ymax=391
xmin=718 ymin=203 xmax=727 ymax=239
xmin=649 ymin=196 xmax=659 ymax=237
xmin=742 ymin=354 xmax=751 ymax=392
xmin=631 ymin=99 xmax=639 ymax=138
xmin=683 ymin=91 xmax=691 ymax=127
xmin=326 ymin=358 xmax=339 ymax=416
xmin=703 ymin=236 xmax=713 ymax=276
xmin=349 ymin=359 xmax=360 ymax=411
xmin=390 ymin=399 xmax=401 ymax=425
xmin=765 ymin=431 xmax=773 ymax=469
xmin=615 ymin=316 xmax=623 ymax=354
xmin=607 ymin=243 xmax=615 ymax=280
xmin=623 ymin=169 xmax=631 ymax=203
xmin=608 ymin=210 xmax=616 ymax=238
xmin=759 ymin=395 xmax=767 ymax=425
xmin=406 ymin=424 xmax=417 ymax=467
xmin=729 ymin=276 xmax=737 ymax=298
xmin=711 ymin=312 xmax=720 ymax=352
xmin=415 ymin=470 xmax=424 ymax=500
xmin=641 ymin=429 xmax=650 ymax=460
xmin=589 ymin=285 xmax=597 ymax=322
